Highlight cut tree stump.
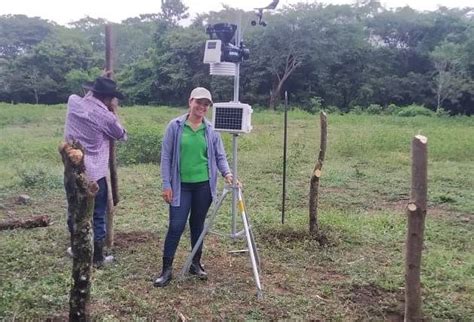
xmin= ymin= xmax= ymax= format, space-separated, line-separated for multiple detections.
xmin=0 ymin=215 xmax=50 ymax=230
xmin=59 ymin=141 xmax=98 ymax=321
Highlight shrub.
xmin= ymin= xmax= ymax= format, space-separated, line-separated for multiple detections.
xmin=385 ymin=104 xmax=400 ymax=115
xmin=349 ymin=105 xmax=365 ymax=114
xmin=397 ymin=105 xmax=434 ymax=117
xmin=366 ymin=104 xmax=383 ymax=115
xmin=16 ymin=166 xmax=62 ymax=189
xmin=324 ymin=105 xmax=341 ymax=114
xmin=308 ymin=96 xmax=324 ymax=114
xmin=118 ymin=124 xmax=162 ymax=165
xmin=435 ymin=107 xmax=451 ymax=117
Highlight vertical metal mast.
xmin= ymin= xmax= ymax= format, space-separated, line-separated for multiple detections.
xmin=231 ymin=19 xmax=242 ymax=238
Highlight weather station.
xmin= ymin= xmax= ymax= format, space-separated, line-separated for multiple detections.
xmin=178 ymin=2 xmax=279 ymax=295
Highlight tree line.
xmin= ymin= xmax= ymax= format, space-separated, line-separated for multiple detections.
xmin=0 ymin=0 xmax=473 ymax=114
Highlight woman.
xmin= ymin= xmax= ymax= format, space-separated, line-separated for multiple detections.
xmin=154 ymin=87 xmax=233 ymax=287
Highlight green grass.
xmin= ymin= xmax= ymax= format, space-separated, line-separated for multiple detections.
xmin=0 ymin=103 xmax=473 ymax=319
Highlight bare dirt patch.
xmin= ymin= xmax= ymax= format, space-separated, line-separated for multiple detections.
xmin=350 ymin=283 xmax=389 ymax=304
xmin=113 ymin=231 xmax=161 ymax=250
xmin=347 ymin=283 xmax=404 ymax=320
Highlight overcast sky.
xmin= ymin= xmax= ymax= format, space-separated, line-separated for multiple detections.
xmin=1 ymin=0 xmax=472 ymax=25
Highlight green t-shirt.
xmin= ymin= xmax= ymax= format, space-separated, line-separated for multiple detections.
xmin=180 ymin=122 xmax=209 ymax=183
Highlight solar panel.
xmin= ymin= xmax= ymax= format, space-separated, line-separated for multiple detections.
xmin=214 ymin=107 xmax=243 ymax=130
xmin=212 ymin=102 xmax=253 ymax=133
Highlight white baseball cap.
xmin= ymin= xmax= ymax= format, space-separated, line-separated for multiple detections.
xmin=189 ymin=87 xmax=213 ymax=104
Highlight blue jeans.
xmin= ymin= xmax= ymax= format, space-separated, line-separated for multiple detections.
xmin=68 ymin=177 xmax=108 ymax=242
xmin=163 ymin=181 xmax=212 ymax=258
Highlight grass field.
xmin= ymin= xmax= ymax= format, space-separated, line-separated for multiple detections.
xmin=0 ymin=103 xmax=473 ymax=320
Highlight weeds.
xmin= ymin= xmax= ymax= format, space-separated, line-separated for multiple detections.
xmin=16 ymin=165 xmax=63 ymax=189
xmin=0 ymin=103 xmax=473 ymax=319
xmin=117 ymin=124 xmax=162 ymax=165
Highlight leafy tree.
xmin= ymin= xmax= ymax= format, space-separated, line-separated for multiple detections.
xmin=431 ymin=41 xmax=466 ymax=111
xmin=4 ymin=30 xmax=98 ymax=103
xmin=152 ymin=27 xmax=208 ymax=105
xmin=367 ymin=6 xmax=432 ymax=50
xmin=117 ymin=51 xmax=156 ymax=105
xmin=68 ymin=17 xmax=109 ymax=53
xmin=248 ymin=4 xmax=322 ymax=109
xmin=1 ymin=5 xmax=473 ymax=114
xmin=116 ymin=16 xmax=159 ymax=67
xmin=0 ymin=15 xmax=53 ymax=60
xmin=312 ymin=4 xmax=369 ymax=109
xmin=160 ymin=0 xmax=189 ymax=26
xmin=65 ymin=67 xmax=102 ymax=95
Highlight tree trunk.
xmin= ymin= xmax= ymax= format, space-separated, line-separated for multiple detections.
xmin=404 ymin=135 xmax=428 ymax=322
xmin=309 ymin=112 xmax=328 ymax=233
xmin=59 ymin=141 xmax=98 ymax=322
xmin=269 ymin=74 xmax=288 ymax=110
xmin=269 ymin=54 xmax=301 ymax=110
xmin=34 ymin=88 xmax=39 ymax=105
xmin=269 ymin=87 xmax=280 ymax=110
xmin=0 ymin=215 xmax=50 ymax=230
xmin=436 ymin=80 xmax=442 ymax=112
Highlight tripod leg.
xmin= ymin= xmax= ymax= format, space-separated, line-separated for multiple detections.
xmin=238 ymin=189 xmax=263 ymax=298
xmin=244 ymin=213 xmax=261 ymax=270
xmin=179 ymin=188 xmax=230 ymax=279
xmin=239 ymin=191 xmax=261 ymax=269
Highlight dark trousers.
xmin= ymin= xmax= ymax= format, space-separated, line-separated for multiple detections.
xmin=163 ymin=181 xmax=212 ymax=258
xmin=68 ymin=177 xmax=108 ymax=242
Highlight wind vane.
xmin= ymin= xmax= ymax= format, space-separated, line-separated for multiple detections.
xmin=251 ymin=0 xmax=279 ymax=27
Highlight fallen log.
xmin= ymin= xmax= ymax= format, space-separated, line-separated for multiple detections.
xmin=0 ymin=215 xmax=50 ymax=231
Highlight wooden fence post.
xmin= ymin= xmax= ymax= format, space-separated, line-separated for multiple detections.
xmin=309 ymin=111 xmax=327 ymax=233
xmin=105 ymin=24 xmax=118 ymax=249
xmin=404 ymin=135 xmax=428 ymax=322
xmin=59 ymin=142 xmax=98 ymax=321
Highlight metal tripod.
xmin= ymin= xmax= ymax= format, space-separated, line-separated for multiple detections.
xmin=179 ymin=182 xmax=263 ymax=298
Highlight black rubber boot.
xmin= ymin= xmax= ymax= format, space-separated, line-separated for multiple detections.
xmin=189 ymin=252 xmax=207 ymax=280
xmin=93 ymin=240 xmax=105 ymax=268
xmin=154 ymin=257 xmax=174 ymax=287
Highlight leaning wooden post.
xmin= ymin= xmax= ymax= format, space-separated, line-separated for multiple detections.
xmin=105 ymin=24 xmax=118 ymax=249
xmin=309 ymin=111 xmax=327 ymax=233
xmin=59 ymin=141 xmax=98 ymax=321
xmin=404 ymin=135 xmax=428 ymax=322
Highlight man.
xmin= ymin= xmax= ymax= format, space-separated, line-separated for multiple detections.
xmin=64 ymin=76 xmax=127 ymax=267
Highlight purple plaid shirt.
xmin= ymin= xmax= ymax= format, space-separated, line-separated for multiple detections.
xmin=64 ymin=94 xmax=127 ymax=182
